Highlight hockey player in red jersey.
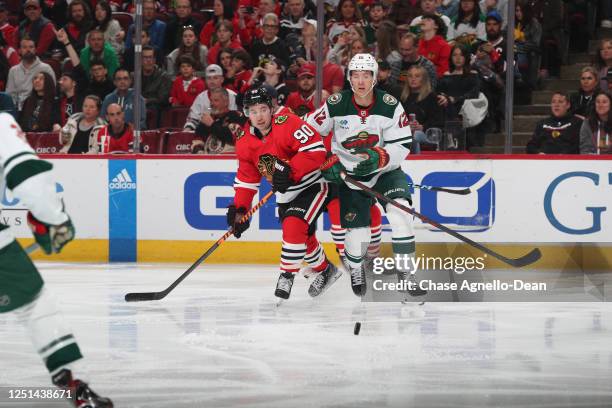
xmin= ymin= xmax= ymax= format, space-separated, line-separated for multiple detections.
xmin=228 ymin=87 xmax=342 ymax=300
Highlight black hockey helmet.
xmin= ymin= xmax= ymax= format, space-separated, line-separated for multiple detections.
xmin=243 ymin=87 xmax=273 ymax=115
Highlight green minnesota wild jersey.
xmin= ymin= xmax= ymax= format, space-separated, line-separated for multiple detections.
xmin=0 ymin=113 xmax=63 ymax=250
xmin=306 ymin=88 xmax=412 ymax=188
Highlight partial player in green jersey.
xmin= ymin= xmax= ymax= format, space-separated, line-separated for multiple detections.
xmin=0 ymin=113 xmax=112 ymax=407
xmin=306 ymin=54 xmax=426 ymax=298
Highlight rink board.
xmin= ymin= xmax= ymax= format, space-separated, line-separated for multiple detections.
xmin=2 ymin=154 xmax=611 ymax=268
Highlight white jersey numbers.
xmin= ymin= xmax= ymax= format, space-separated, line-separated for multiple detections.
xmin=293 ymin=124 xmax=315 ymax=144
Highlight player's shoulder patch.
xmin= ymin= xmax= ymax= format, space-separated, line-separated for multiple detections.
xmin=327 ymin=93 xmax=342 ymax=105
xmin=234 ymin=126 xmax=245 ymax=140
xmin=382 ymin=93 xmax=398 ymax=106
xmin=274 ymin=115 xmax=289 ymax=125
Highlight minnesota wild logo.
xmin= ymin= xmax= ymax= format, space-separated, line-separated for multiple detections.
xmin=274 ymin=115 xmax=288 ymax=125
xmin=328 ymin=93 xmax=342 ymax=105
xmin=382 ymin=94 xmax=397 ymax=105
xmin=341 ymin=131 xmax=380 ymax=151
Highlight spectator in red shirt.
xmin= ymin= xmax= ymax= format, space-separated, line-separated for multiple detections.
xmin=0 ymin=33 xmax=18 ymax=91
xmin=418 ymin=13 xmax=451 ymax=78
xmin=235 ymin=0 xmax=278 ymax=46
xmin=207 ymin=20 xmax=244 ymax=65
xmin=322 ymin=63 xmax=344 ymax=95
xmin=285 ymin=63 xmax=329 ymax=116
xmin=169 ymin=55 xmax=206 ymax=107
xmin=96 ymin=102 xmax=135 ymax=153
xmin=63 ymin=0 xmax=93 ymax=53
xmin=18 ymin=0 xmax=57 ymax=57
xmin=199 ymin=0 xmax=241 ymax=48
xmin=0 ymin=32 xmax=19 ymax=67
xmin=227 ymin=49 xmax=252 ymax=93
xmin=0 ymin=2 xmax=17 ymax=48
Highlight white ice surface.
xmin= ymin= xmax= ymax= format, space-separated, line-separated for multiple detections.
xmin=1 ymin=263 xmax=611 ymax=408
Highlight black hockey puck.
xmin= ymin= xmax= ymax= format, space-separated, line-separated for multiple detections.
xmin=354 ymin=322 xmax=361 ymax=335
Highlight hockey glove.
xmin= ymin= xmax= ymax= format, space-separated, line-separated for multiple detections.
xmin=320 ymin=155 xmax=345 ymax=184
xmin=27 ymin=213 xmax=75 ymax=255
xmin=271 ymin=159 xmax=293 ymax=193
xmin=226 ymin=205 xmax=250 ymax=238
xmin=353 ymin=147 xmax=390 ymax=176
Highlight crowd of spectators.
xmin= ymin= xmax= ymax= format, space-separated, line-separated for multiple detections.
xmin=0 ymin=0 xmax=609 ymax=154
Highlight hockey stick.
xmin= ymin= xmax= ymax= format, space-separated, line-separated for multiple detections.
xmin=409 ymin=183 xmax=470 ymax=195
xmin=125 ymin=190 xmax=275 ymax=302
xmin=341 ymin=173 xmax=541 ymax=268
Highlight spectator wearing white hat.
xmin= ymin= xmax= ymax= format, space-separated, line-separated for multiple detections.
xmin=184 ymin=64 xmax=238 ymax=130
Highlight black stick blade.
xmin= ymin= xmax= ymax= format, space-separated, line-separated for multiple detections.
xmin=124 ymin=292 xmax=165 ymax=302
xmin=507 ymin=248 xmax=542 ymax=268
xmin=432 ymin=187 xmax=471 ymax=195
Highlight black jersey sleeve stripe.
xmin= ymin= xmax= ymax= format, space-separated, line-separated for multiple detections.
xmin=385 ymin=136 xmax=413 ymax=144
xmin=3 ymin=151 xmax=36 ymax=169
xmin=6 ymin=159 xmax=53 ymax=190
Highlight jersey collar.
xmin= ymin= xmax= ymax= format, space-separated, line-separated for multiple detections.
xmin=352 ymin=95 xmax=375 ymax=124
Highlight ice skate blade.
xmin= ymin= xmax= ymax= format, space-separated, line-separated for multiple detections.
xmin=310 ymin=270 xmax=343 ymax=298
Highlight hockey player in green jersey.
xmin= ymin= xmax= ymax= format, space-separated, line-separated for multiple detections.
xmin=306 ymin=53 xmax=425 ymax=298
xmin=0 ymin=113 xmax=113 ymax=407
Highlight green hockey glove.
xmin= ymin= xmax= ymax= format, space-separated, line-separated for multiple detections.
xmin=353 ymin=147 xmax=390 ymax=176
xmin=27 ymin=213 xmax=75 ymax=255
xmin=320 ymin=155 xmax=345 ymax=184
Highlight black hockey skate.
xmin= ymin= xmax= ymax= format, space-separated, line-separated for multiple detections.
xmin=52 ymin=369 xmax=113 ymax=408
xmin=308 ymin=262 xmax=342 ymax=297
xmin=397 ymin=270 xmax=427 ymax=297
xmin=349 ymin=265 xmax=366 ymax=297
xmin=275 ymin=272 xmax=295 ymax=299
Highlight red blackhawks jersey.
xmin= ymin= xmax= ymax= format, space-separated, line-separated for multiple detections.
xmin=233 ymin=112 xmax=327 ymax=208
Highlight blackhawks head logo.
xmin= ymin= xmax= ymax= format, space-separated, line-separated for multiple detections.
xmin=257 ymin=154 xmax=277 ymax=181
xmin=341 ymin=131 xmax=380 ymax=152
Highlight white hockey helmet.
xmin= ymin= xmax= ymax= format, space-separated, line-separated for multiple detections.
xmin=347 ymin=53 xmax=378 ymax=81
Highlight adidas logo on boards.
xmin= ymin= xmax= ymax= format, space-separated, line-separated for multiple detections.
xmin=109 ymin=169 xmax=136 ymax=190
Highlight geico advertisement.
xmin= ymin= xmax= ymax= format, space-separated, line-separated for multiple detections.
xmin=138 ymin=159 xmax=612 ymax=243
xmin=2 ymin=158 xmax=609 ymax=243
xmin=2 ymin=159 xmax=109 ymax=239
